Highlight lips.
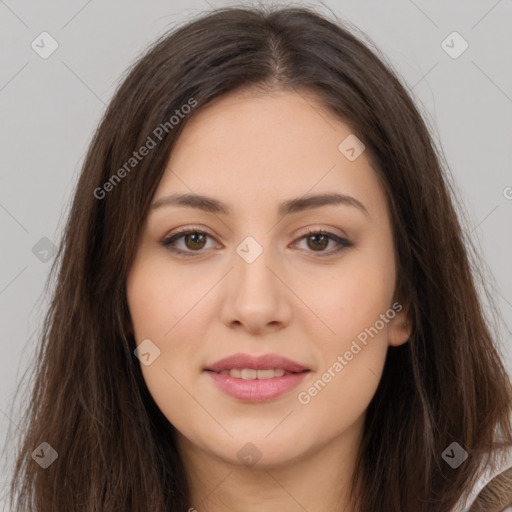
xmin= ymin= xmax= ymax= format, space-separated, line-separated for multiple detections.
xmin=204 ymin=354 xmax=311 ymax=402
xmin=204 ymin=353 xmax=309 ymax=374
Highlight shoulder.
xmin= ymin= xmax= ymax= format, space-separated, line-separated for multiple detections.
xmin=466 ymin=465 xmax=512 ymax=511
xmin=452 ymin=445 xmax=512 ymax=512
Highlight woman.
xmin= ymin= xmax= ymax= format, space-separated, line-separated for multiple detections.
xmin=7 ymin=5 xmax=512 ymax=511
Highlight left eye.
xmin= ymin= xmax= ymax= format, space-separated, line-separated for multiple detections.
xmin=161 ymin=229 xmax=352 ymax=257
xmin=294 ymin=231 xmax=352 ymax=254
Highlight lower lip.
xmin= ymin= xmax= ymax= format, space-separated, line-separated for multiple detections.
xmin=205 ymin=370 xmax=310 ymax=402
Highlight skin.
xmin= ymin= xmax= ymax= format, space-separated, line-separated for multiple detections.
xmin=126 ymin=88 xmax=411 ymax=512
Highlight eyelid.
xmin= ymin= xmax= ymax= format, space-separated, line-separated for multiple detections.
xmin=294 ymin=224 xmax=348 ymax=241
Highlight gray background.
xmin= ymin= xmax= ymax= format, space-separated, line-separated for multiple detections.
xmin=1 ymin=0 xmax=511 ymax=508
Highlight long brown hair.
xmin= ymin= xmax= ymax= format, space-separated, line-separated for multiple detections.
xmin=6 ymin=5 xmax=512 ymax=511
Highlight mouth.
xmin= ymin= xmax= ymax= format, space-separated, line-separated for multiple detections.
xmin=205 ymin=368 xmax=309 ymax=379
xmin=203 ymin=353 xmax=311 ymax=402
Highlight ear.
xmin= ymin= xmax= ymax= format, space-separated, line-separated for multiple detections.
xmin=387 ymin=302 xmax=412 ymax=347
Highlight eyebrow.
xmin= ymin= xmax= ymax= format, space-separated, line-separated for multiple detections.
xmin=150 ymin=192 xmax=369 ymax=218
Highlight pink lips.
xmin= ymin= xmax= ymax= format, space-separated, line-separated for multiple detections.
xmin=204 ymin=353 xmax=310 ymax=402
xmin=204 ymin=353 xmax=309 ymax=373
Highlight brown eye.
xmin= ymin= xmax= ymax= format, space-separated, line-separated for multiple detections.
xmin=161 ymin=229 xmax=217 ymax=257
xmin=162 ymin=228 xmax=352 ymax=258
xmin=183 ymin=232 xmax=207 ymax=250
xmin=293 ymin=230 xmax=353 ymax=257
xmin=306 ymin=234 xmax=329 ymax=251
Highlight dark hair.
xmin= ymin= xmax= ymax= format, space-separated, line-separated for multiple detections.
xmin=6 ymin=4 xmax=512 ymax=511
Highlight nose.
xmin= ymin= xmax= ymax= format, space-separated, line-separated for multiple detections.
xmin=219 ymin=244 xmax=292 ymax=335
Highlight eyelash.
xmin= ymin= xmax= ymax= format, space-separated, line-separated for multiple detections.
xmin=161 ymin=227 xmax=353 ymax=258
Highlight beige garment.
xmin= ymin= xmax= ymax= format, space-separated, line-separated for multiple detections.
xmin=451 ymin=445 xmax=512 ymax=512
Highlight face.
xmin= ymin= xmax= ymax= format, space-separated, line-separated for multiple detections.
xmin=126 ymin=88 xmax=410 ymax=470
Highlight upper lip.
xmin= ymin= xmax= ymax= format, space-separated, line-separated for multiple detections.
xmin=205 ymin=353 xmax=310 ymax=373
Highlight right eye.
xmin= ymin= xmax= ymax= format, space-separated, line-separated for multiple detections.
xmin=161 ymin=229 xmax=219 ymax=257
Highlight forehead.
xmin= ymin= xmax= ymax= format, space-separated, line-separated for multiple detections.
xmin=170 ymin=88 xmax=353 ymax=165
xmin=154 ymin=88 xmax=385 ymax=218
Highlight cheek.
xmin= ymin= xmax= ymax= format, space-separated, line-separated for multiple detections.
xmin=127 ymin=253 xmax=207 ymax=341
xmin=126 ymin=258 xmax=207 ymax=429
xmin=295 ymin=239 xmax=395 ymax=410
xmin=296 ymin=274 xmax=392 ymax=430
xmin=127 ymin=252 xmax=215 ymax=383
xmin=305 ymin=247 xmax=396 ymax=346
